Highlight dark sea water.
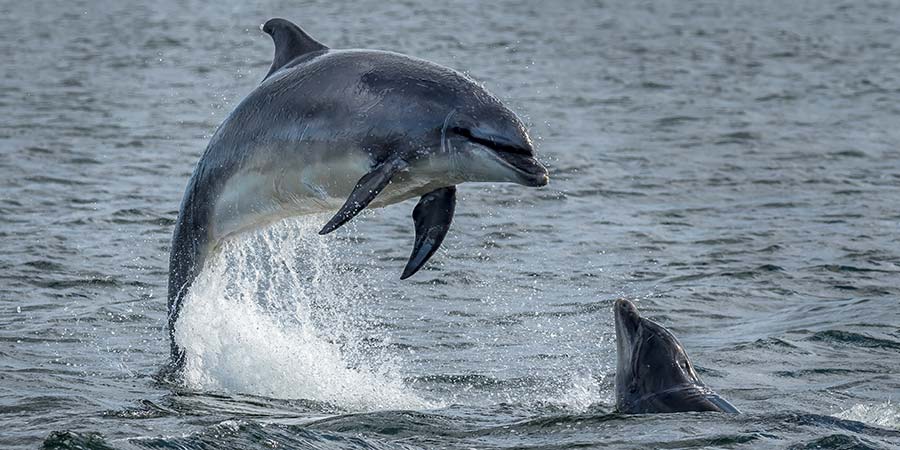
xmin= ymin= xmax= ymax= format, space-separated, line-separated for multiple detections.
xmin=2 ymin=0 xmax=900 ymax=449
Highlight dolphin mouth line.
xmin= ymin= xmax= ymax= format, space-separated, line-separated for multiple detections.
xmin=494 ymin=152 xmax=548 ymax=186
xmin=451 ymin=126 xmax=533 ymax=157
xmin=450 ymin=126 xmax=549 ymax=186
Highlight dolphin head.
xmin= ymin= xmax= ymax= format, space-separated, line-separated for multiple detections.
xmin=614 ymin=299 xmax=702 ymax=410
xmin=351 ymin=56 xmax=549 ymax=189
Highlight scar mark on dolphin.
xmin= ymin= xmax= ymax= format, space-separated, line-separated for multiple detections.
xmin=441 ymin=109 xmax=456 ymax=155
xmin=298 ymin=123 xmax=310 ymax=143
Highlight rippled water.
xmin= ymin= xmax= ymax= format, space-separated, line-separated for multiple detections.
xmin=3 ymin=1 xmax=900 ymax=449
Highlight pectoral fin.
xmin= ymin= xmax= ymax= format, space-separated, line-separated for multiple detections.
xmin=319 ymin=158 xmax=408 ymax=235
xmin=401 ymin=186 xmax=456 ymax=279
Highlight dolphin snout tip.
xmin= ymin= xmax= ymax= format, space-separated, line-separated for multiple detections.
xmin=614 ymin=299 xmax=639 ymax=318
xmin=517 ymin=160 xmax=549 ymax=187
xmin=614 ymin=299 xmax=642 ymax=337
xmin=522 ymin=172 xmax=549 ymax=187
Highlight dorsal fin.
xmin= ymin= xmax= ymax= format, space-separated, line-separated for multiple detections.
xmin=261 ymin=18 xmax=328 ymax=80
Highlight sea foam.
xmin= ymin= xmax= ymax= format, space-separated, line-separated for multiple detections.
xmin=836 ymin=401 xmax=900 ymax=430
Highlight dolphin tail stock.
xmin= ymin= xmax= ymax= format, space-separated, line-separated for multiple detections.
xmin=319 ymin=157 xmax=409 ymax=235
xmin=164 ymin=173 xmax=215 ymax=375
xmin=402 ymin=186 xmax=456 ymax=279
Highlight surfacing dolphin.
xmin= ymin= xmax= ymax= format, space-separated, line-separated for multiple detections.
xmin=614 ymin=299 xmax=739 ymax=414
xmin=165 ymin=18 xmax=549 ymax=372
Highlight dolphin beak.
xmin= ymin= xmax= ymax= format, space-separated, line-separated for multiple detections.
xmin=613 ymin=298 xmax=642 ymax=393
xmin=454 ymin=125 xmax=549 ymax=187
xmin=495 ymin=151 xmax=549 ymax=187
xmin=614 ymin=299 xmax=642 ymax=344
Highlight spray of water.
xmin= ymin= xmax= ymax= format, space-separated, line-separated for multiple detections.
xmin=836 ymin=401 xmax=900 ymax=430
xmin=174 ymin=216 xmax=433 ymax=411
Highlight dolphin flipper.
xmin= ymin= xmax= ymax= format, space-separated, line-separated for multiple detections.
xmin=319 ymin=158 xmax=409 ymax=235
xmin=401 ymin=186 xmax=456 ymax=279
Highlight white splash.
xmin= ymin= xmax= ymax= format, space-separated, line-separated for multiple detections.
xmin=552 ymin=369 xmax=603 ymax=412
xmin=174 ymin=216 xmax=433 ymax=411
xmin=835 ymin=401 xmax=900 ymax=430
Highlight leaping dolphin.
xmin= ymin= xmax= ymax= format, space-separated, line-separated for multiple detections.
xmin=614 ymin=299 xmax=739 ymax=414
xmin=165 ymin=18 xmax=549 ymax=372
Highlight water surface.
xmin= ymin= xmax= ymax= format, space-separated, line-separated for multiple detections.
xmin=2 ymin=1 xmax=900 ymax=448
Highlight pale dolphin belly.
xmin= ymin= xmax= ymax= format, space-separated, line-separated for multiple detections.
xmin=208 ymin=142 xmax=456 ymax=248
xmin=209 ymin=142 xmax=371 ymax=245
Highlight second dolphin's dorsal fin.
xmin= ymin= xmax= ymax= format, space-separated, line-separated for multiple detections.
xmin=261 ymin=18 xmax=328 ymax=80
